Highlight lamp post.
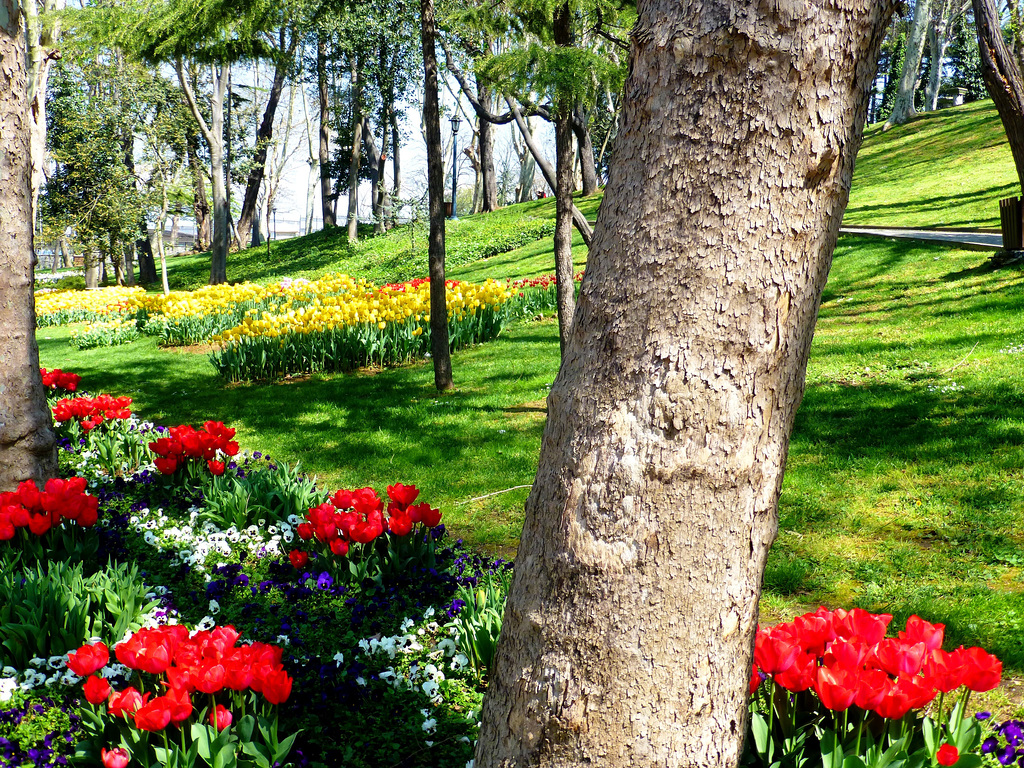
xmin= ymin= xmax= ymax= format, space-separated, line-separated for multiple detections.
xmin=449 ymin=114 xmax=461 ymax=220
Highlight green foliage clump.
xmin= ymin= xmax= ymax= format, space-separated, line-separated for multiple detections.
xmin=0 ymin=561 xmax=159 ymax=668
xmin=445 ymin=566 xmax=512 ymax=676
xmin=199 ymin=459 xmax=322 ymax=529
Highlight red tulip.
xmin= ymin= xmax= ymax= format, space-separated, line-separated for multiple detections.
xmin=833 ymin=608 xmax=891 ymax=646
xmin=101 ymin=747 xmax=130 ymax=768
xmin=774 ymin=652 xmax=817 ymax=693
xmin=329 ymin=538 xmax=349 ymax=556
xmin=134 ymin=696 xmax=173 ymax=731
xmin=749 ymin=664 xmax=762 ymax=695
xmin=288 ymin=550 xmax=309 ymax=569
xmin=83 ymin=675 xmax=111 ymax=705
xmin=899 ymin=615 xmax=944 ymax=652
xmin=792 ymin=613 xmax=835 ymax=656
xmin=874 ymin=675 xmax=936 ymax=720
xmin=387 ymin=512 xmax=413 ymax=537
xmin=854 ymin=668 xmax=892 ymax=712
xmin=210 ymin=704 xmax=233 ymax=731
xmin=936 ymin=744 xmax=959 ymax=766
xmin=960 ymin=646 xmax=1001 ymax=692
xmin=814 ymin=665 xmax=858 ymax=712
xmin=207 ymin=460 xmax=226 ymax=476
xmin=193 ymin=662 xmax=226 ymax=694
xmin=296 ymin=522 xmax=314 ymax=540
xmin=872 ymin=638 xmax=927 ymax=678
xmin=386 ymin=483 xmax=419 ymax=507
xmin=108 ymin=687 xmax=145 ymax=718
xmin=262 ymin=668 xmax=292 ymax=705
xmin=68 ymin=643 xmax=109 ymax=677
xmin=754 ymin=629 xmax=801 ymax=675
xmin=923 ymin=648 xmax=965 ymax=694
xmin=165 ymin=687 xmax=193 ymax=725
xmin=822 ymin=638 xmax=869 ymax=670
xmin=154 ymin=457 xmax=178 ymax=475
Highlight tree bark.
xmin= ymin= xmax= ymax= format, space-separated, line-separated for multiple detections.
xmin=972 ymin=0 xmax=1024 ymax=193
xmin=318 ymin=35 xmax=336 ymax=229
xmin=235 ymin=28 xmax=296 ymax=250
xmin=420 ymin=0 xmax=453 ymax=391
xmin=391 ymin=110 xmax=401 ymax=226
xmin=473 ymin=0 xmax=895 ymax=764
xmin=0 ymin=0 xmax=58 ymax=490
xmin=884 ymin=0 xmax=933 ymax=129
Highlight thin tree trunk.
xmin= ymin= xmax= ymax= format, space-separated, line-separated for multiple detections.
xmin=420 ymin=0 xmax=453 ymax=391
xmin=347 ymin=54 xmax=363 ymax=244
xmin=0 ymin=0 xmax=57 ymax=490
xmin=515 ymin=127 xmax=536 ymax=203
xmin=573 ymin=106 xmax=599 ymax=195
xmin=974 ymin=0 xmax=1024 ymax=193
xmin=552 ymin=1 xmax=577 ymax=354
xmin=474 ymin=0 xmax=895 ymax=764
xmin=508 ymin=98 xmax=594 ymax=246
xmin=362 ymin=117 xmax=385 ymax=234
xmin=318 ymin=35 xmax=336 ymax=229
xmin=186 ymin=131 xmax=212 ymax=251
xmin=25 ymin=0 xmax=64 ymax=231
xmin=236 ymin=29 xmax=295 ymax=250
xmin=479 ymin=85 xmax=499 ymax=211
xmin=391 ymin=110 xmax=401 ymax=224
xmin=884 ymin=0 xmax=933 ymax=129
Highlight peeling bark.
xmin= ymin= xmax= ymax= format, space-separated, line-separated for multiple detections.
xmin=474 ymin=0 xmax=895 ymax=764
xmin=0 ymin=0 xmax=58 ymax=490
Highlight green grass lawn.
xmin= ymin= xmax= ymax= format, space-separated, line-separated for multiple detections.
xmin=40 ymin=234 xmax=1024 ymax=678
xmin=845 ymin=100 xmax=1017 ymax=230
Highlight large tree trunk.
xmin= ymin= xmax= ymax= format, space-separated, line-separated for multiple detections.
xmin=478 ymin=86 xmax=499 ymax=211
xmin=973 ymin=0 xmax=1024 ymax=194
xmin=318 ymin=35 xmax=336 ymax=229
xmin=474 ymin=0 xmax=895 ymax=764
xmin=420 ymin=0 xmax=453 ymax=392
xmin=0 ymin=0 xmax=58 ymax=490
xmin=884 ymin=0 xmax=932 ymax=129
xmin=235 ymin=31 xmax=294 ymax=250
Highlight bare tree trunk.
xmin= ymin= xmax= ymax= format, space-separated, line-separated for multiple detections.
xmin=346 ymin=54 xmax=362 ymax=244
xmin=0 ymin=0 xmax=58 ymax=489
xmin=235 ymin=29 xmax=296 ymax=250
xmin=391 ymin=110 xmax=401 ymax=221
xmin=25 ymin=0 xmax=64 ymax=230
xmin=974 ymin=0 xmax=1024 ymax=193
xmin=474 ymin=0 xmax=895 ymax=764
xmin=552 ymin=1 xmax=577 ymax=354
xmin=361 ymin=116 xmax=385 ymax=233
xmin=478 ymin=85 xmax=499 ymax=211
xmin=573 ymin=106 xmax=599 ymax=195
xmin=177 ymin=59 xmax=229 ymax=283
xmin=420 ymin=0 xmax=453 ymax=391
xmin=508 ymin=99 xmax=594 ymax=246
xmin=186 ymin=131 xmax=211 ymax=251
xmin=884 ymin=0 xmax=933 ymax=129
xmin=514 ymin=126 xmax=536 ymax=203
xmin=318 ymin=35 xmax=336 ymax=229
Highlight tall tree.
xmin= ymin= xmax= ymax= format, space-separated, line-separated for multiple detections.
xmin=420 ymin=0 xmax=453 ymax=391
xmin=924 ymin=0 xmax=971 ymax=111
xmin=0 ymin=0 xmax=58 ymax=490
xmin=473 ymin=0 xmax=895 ymax=764
xmin=317 ymin=33 xmax=336 ymax=228
xmin=884 ymin=0 xmax=933 ymax=129
xmin=973 ymin=0 xmax=1024 ymax=193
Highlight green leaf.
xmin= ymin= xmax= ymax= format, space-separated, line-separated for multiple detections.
xmin=953 ymin=756 xmax=982 ymax=768
xmin=238 ymin=714 xmax=256 ymax=743
xmin=212 ymin=743 xmax=237 ymax=768
xmin=922 ymin=717 xmax=937 ymax=755
xmin=751 ymin=711 xmax=771 ymax=762
xmin=191 ymin=722 xmax=212 ymax=762
xmin=272 ymin=731 xmax=299 ymax=764
xmin=844 ymin=756 xmax=868 ymax=768
xmin=240 ymin=741 xmax=272 ymax=768
xmin=820 ymin=729 xmax=845 ymax=768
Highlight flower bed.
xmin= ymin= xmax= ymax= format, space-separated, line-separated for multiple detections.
xmin=3 ymin=368 xmax=1014 ymax=768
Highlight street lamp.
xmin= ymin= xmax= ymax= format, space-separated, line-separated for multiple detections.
xmin=449 ymin=114 xmax=461 ymax=220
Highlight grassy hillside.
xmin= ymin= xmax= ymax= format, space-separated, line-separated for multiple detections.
xmin=845 ymin=99 xmax=1016 ymax=230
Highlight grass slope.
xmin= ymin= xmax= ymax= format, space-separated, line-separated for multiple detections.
xmin=845 ymin=100 xmax=1016 ymax=230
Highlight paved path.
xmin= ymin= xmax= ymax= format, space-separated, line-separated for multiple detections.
xmin=840 ymin=226 xmax=1002 ymax=250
